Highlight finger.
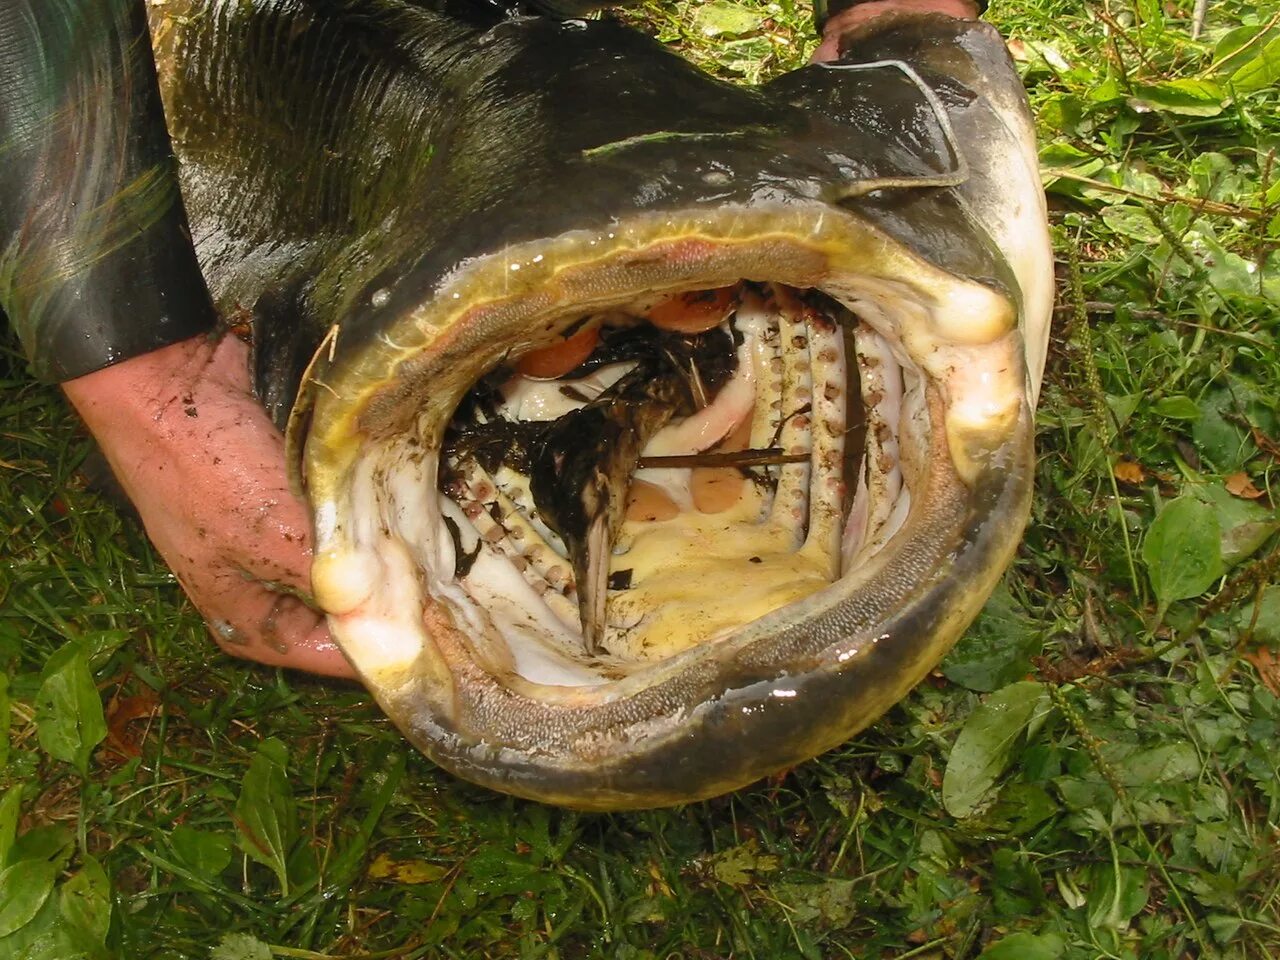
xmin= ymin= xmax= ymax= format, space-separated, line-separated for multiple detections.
xmin=200 ymin=582 xmax=358 ymax=680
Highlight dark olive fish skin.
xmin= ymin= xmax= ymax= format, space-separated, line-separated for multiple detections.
xmin=148 ymin=1 xmax=1014 ymax=431
xmin=160 ymin=2 xmax=1048 ymax=808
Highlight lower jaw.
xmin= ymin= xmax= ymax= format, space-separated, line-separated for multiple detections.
xmin=301 ymin=206 xmax=1032 ymax=808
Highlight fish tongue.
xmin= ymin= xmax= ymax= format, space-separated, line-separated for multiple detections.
xmin=530 ymin=365 xmax=687 ymax=652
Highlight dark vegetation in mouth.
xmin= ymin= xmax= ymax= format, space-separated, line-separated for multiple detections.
xmin=436 ymin=280 xmax=871 ymax=655
xmin=440 ymin=281 xmax=866 ymax=579
xmin=442 ymin=322 xmax=739 ymax=479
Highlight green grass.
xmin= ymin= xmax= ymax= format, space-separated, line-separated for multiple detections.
xmin=3 ymin=1 xmax=1279 ymax=957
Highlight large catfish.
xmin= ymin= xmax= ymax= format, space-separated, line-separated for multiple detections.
xmin=51 ymin=0 xmax=1058 ymax=808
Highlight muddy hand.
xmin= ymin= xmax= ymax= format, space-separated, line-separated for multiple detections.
xmin=63 ymin=335 xmax=355 ymax=679
xmin=813 ymin=0 xmax=980 ymax=61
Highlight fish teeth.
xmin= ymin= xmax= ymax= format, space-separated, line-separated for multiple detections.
xmin=796 ymin=298 xmax=847 ymax=578
xmin=844 ymin=323 xmax=904 ymax=571
xmin=766 ymin=284 xmax=814 ymax=546
xmin=439 ymin=284 xmax=855 ymax=658
xmin=451 ymin=459 xmax=580 ymax=631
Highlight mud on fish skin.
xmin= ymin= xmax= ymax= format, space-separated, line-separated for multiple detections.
xmin=145 ymin=0 xmax=1052 ymax=808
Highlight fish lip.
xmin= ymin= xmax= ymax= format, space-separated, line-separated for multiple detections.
xmin=301 ymin=202 xmax=1035 ymax=809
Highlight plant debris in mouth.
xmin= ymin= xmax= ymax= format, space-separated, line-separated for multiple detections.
xmin=440 ymin=281 xmax=864 ymax=662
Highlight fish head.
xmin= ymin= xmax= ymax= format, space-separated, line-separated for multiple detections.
xmin=283 ymin=12 xmax=1052 ymax=809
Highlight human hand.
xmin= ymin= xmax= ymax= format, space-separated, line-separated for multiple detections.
xmin=813 ymin=0 xmax=980 ymax=61
xmin=62 ymin=334 xmax=356 ymax=679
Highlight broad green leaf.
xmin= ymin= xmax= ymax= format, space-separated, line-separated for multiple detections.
xmin=0 ymin=788 xmax=21 ymax=868
xmin=1128 ymin=79 xmax=1226 ymax=117
xmin=1111 ymin=741 xmax=1200 ymax=786
xmin=1230 ymin=36 xmax=1280 ymax=94
xmin=1193 ymin=386 xmax=1256 ymax=471
xmin=1038 ymin=142 xmax=1093 ymax=166
xmin=1212 ymin=24 xmax=1280 ymax=74
xmin=7 ymin=826 xmax=72 ymax=867
xmin=0 ymin=858 xmax=60 ymax=937
xmin=706 ymin=839 xmax=779 ymax=886
xmin=1239 ymin=585 xmax=1280 ymax=643
xmin=772 ymin=879 xmax=858 ymax=929
xmin=462 ymin=846 xmax=557 ymax=897
xmin=1208 ymin=913 xmax=1244 ymax=944
xmin=170 ymin=825 xmax=233 ymax=879
xmin=1193 ymin=482 xmax=1279 ymax=567
xmin=991 ymin=847 xmax=1046 ymax=918
xmin=941 ymin=584 xmax=1042 ymax=692
xmin=0 ymin=894 xmax=80 ymax=960
xmin=1117 ymin=166 xmax=1163 ymax=199
xmin=1089 ymin=76 xmax=1126 ymax=104
xmin=1087 ymin=856 xmax=1148 ymax=930
xmin=1187 ymin=229 xmax=1274 ymax=300
xmin=1187 ymin=152 xmax=1249 ymax=204
xmin=212 ymin=932 xmax=273 ymax=960
xmin=979 ymin=782 xmax=1060 ymax=836
xmin=58 ymin=856 xmax=110 ymax=946
xmin=1142 ymin=496 xmax=1224 ymax=621
xmin=367 ymin=854 xmax=449 ymax=885
xmin=1151 ymin=395 xmax=1202 ymax=421
xmin=693 ymin=1 xmax=760 ymax=37
xmin=943 ymin=682 xmax=1052 ymax=818
xmin=1101 ymin=205 xmax=1162 ymax=243
xmin=1037 ymin=93 xmax=1084 ymax=136
xmin=233 ymin=738 xmax=298 ymax=895
xmin=978 ymin=931 xmax=1065 ymax=959
xmin=34 ymin=644 xmax=106 ymax=776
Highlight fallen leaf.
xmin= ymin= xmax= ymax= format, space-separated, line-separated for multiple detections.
xmin=1243 ymin=647 xmax=1280 ymax=696
xmin=367 ymin=853 xmax=448 ymax=884
xmin=1225 ymin=471 xmax=1264 ymax=500
xmin=1114 ymin=460 xmax=1146 ymax=484
xmin=105 ymin=690 xmax=161 ymax=758
xmin=703 ymin=838 xmax=779 ymax=887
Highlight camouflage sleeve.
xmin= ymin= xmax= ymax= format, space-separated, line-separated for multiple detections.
xmin=0 ymin=0 xmax=216 ymax=382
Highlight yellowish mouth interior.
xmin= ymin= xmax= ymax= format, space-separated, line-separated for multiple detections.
xmin=301 ymin=211 xmax=1024 ymax=693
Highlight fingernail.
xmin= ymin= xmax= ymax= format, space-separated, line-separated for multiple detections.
xmin=209 ymin=619 xmax=249 ymax=647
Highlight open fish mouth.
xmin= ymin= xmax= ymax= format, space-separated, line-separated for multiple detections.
xmin=302 ymin=205 xmax=1038 ymax=809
